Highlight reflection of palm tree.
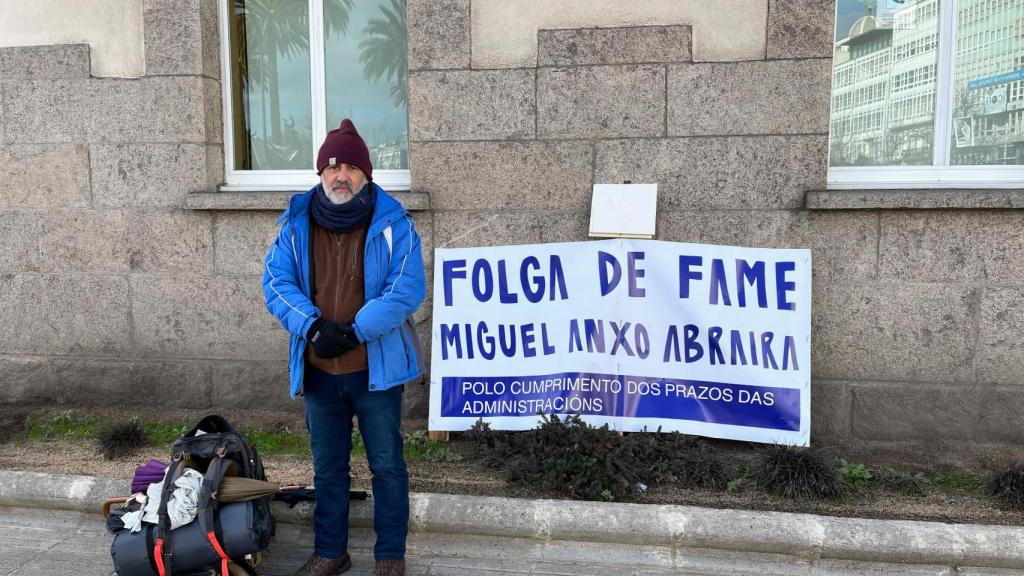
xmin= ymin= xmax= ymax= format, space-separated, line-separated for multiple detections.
xmin=359 ymin=0 xmax=408 ymax=109
xmin=235 ymin=0 xmax=352 ymax=144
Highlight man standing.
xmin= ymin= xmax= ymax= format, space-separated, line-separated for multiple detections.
xmin=263 ymin=119 xmax=425 ymax=576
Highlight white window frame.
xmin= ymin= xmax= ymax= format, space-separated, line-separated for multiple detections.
xmin=217 ymin=0 xmax=411 ymax=192
xmin=828 ymin=0 xmax=1024 ymax=189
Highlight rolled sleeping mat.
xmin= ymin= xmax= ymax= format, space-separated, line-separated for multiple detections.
xmin=110 ymin=501 xmax=272 ymax=576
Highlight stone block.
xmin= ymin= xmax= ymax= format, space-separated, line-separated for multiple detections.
xmin=975 ymin=387 xmax=1024 ymax=444
xmin=812 ymin=283 xmax=977 ymax=383
xmin=879 ymin=211 xmax=1024 ymax=284
xmin=408 ymin=0 xmax=470 ymax=70
xmin=0 ymin=274 xmax=131 ymax=355
xmin=411 ymin=141 xmax=592 ymax=210
xmin=657 ymin=210 xmax=877 ymax=282
xmin=38 ymin=209 xmax=130 ymax=273
xmin=668 ymin=60 xmax=831 ymax=136
xmin=131 ymin=274 xmax=287 ymax=359
xmin=199 ymin=0 xmax=221 ymax=79
xmin=0 ymin=44 xmax=90 ymax=81
xmin=767 ymin=0 xmax=836 ymax=59
xmin=0 ymin=211 xmax=41 ymax=273
xmin=144 ymin=0 xmax=204 ymax=75
xmin=411 ymin=211 xmax=434 ymax=271
xmin=850 ymin=383 xmax=983 ymax=441
xmin=0 ymin=356 xmax=214 ymax=407
xmin=596 ymin=136 xmax=827 ymax=210
xmin=204 ymin=78 xmax=223 ymax=143
xmin=811 ymin=380 xmax=850 ymax=440
xmin=210 ymin=362 xmax=292 ymax=407
xmin=2 ymin=77 xmax=207 ymax=143
xmin=0 ymin=145 xmax=90 ymax=208
xmin=409 ymin=69 xmax=535 ymax=141
xmin=129 ymin=210 xmax=213 ymax=273
xmin=538 ymin=25 xmax=691 ymax=66
xmin=206 ymin=144 xmax=225 ymax=189
xmin=538 ymin=65 xmax=665 ymax=139
xmin=433 ymin=210 xmax=589 ymax=249
xmin=214 ymin=212 xmax=280 ymax=276
xmin=90 ymin=144 xmax=209 ymax=208
xmin=976 ymin=287 xmax=1024 ymax=386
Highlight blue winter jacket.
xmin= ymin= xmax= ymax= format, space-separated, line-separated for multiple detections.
xmin=262 ymin=183 xmax=426 ymax=398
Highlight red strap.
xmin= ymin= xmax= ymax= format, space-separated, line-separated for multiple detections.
xmin=206 ymin=531 xmax=230 ymax=576
xmin=154 ymin=538 xmax=166 ymax=576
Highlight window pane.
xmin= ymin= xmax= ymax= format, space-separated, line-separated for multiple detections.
xmin=324 ymin=0 xmax=409 ymax=171
xmin=229 ymin=0 xmax=313 ymax=170
xmin=830 ymin=0 xmax=940 ymax=167
xmin=950 ymin=0 xmax=1024 ymax=165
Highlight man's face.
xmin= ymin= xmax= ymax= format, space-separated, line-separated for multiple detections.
xmin=320 ymin=162 xmax=366 ymax=204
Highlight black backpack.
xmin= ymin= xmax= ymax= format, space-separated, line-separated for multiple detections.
xmin=111 ymin=415 xmax=275 ymax=576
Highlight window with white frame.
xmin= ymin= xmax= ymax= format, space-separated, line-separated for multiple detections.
xmin=219 ymin=0 xmax=409 ymax=191
xmin=829 ymin=0 xmax=1024 ymax=188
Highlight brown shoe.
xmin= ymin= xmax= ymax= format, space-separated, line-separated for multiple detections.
xmin=373 ymin=558 xmax=406 ymax=576
xmin=292 ymin=553 xmax=352 ymax=576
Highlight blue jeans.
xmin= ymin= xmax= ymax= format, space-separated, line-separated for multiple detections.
xmin=303 ymin=365 xmax=408 ymax=560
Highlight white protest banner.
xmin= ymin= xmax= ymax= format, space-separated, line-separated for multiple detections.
xmin=428 ymin=239 xmax=812 ymax=446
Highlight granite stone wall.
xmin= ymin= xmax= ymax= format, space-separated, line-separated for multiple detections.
xmin=1 ymin=0 xmax=1022 ymax=458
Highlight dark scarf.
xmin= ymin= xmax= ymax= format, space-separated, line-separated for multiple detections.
xmin=310 ymin=182 xmax=376 ymax=233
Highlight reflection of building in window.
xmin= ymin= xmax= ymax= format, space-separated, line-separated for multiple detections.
xmin=953 ymin=0 xmax=1024 ymax=165
xmin=830 ymin=0 xmax=1024 ymax=166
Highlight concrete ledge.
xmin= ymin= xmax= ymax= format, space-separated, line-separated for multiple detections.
xmin=1 ymin=471 xmax=1023 ymax=569
xmin=185 ymin=191 xmax=430 ymax=212
xmin=806 ymin=189 xmax=1024 ymax=210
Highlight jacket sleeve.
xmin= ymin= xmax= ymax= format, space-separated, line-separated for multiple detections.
xmin=353 ymin=214 xmax=426 ymax=342
xmin=262 ymin=218 xmax=320 ymax=339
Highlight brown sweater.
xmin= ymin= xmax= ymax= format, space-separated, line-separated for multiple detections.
xmin=307 ymin=220 xmax=369 ymax=374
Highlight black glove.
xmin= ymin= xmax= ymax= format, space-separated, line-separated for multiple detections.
xmin=306 ymin=319 xmax=357 ymax=359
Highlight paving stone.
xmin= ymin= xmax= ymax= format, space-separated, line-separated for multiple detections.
xmin=90 ymin=143 xmax=210 ymax=208
xmin=596 ymin=136 xmax=827 ymax=210
xmin=0 ymin=44 xmax=90 ymax=81
xmin=668 ymin=60 xmax=831 ymax=136
xmin=131 ymin=273 xmax=286 ymax=360
xmin=812 ymin=283 xmax=978 ymax=383
xmin=538 ymin=65 xmax=665 ymax=139
xmin=879 ymin=211 xmax=1024 ymax=284
xmin=409 ymin=69 xmax=535 ymax=141
xmin=2 ymin=77 xmax=207 ymax=143
xmin=408 ymin=0 xmax=470 ymax=70
xmin=411 ymin=140 xmax=592 ymax=211
xmin=38 ymin=209 xmax=130 ymax=273
xmin=214 ymin=211 xmax=280 ymax=275
xmin=538 ymin=25 xmax=691 ymax=66
xmin=129 ymin=210 xmax=213 ymax=273
xmin=0 ymin=145 xmax=91 ymax=208
xmin=768 ymin=0 xmax=837 ymax=59
xmin=0 ymin=274 xmax=131 ymax=356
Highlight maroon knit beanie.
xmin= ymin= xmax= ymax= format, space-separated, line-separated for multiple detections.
xmin=316 ymin=119 xmax=372 ymax=179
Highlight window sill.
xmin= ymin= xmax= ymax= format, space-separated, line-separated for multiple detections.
xmin=185 ymin=191 xmax=430 ymax=212
xmin=805 ymin=189 xmax=1024 ymax=210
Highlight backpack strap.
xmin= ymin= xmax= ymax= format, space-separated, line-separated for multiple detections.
xmin=199 ymin=447 xmax=233 ymax=576
xmin=155 ymin=456 xmax=182 ymax=576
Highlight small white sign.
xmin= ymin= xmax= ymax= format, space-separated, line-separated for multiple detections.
xmin=589 ymin=183 xmax=658 ymax=239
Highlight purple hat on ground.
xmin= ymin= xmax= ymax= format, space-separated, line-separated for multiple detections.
xmin=131 ymin=459 xmax=168 ymax=493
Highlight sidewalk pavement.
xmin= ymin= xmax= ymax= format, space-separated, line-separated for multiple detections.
xmin=0 ymin=470 xmax=1022 ymax=575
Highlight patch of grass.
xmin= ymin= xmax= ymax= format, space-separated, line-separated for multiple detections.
xmin=243 ymin=426 xmax=312 ymax=458
xmin=145 ymin=421 xmax=192 ymax=446
xmin=404 ymin=430 xmax=463 ymax=462
xmin=24 ymin=409 xmax=98 ymax=440
xmin=727 ymin=468 xmax=751 ymax=493
xmin=932 ymin=470 xmax=985 ymax=495
xmin=874 ymin=468 xmax=929 ymax=497
xmin=97 ymin=417 xmax=148 ymax=460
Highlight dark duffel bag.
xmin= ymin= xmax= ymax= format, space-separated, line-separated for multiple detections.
xmin=110 ymin=500 xmax=270 ymax=576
